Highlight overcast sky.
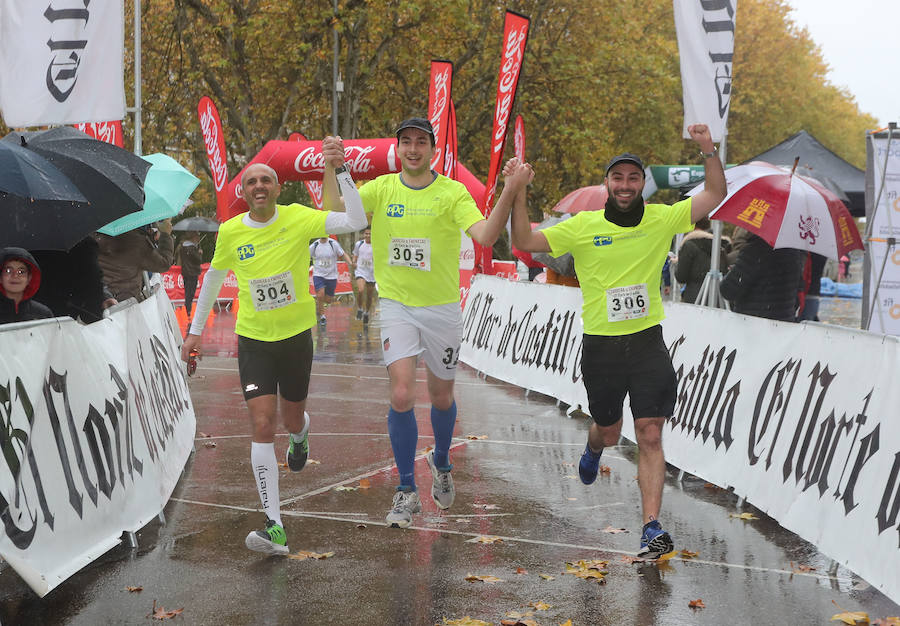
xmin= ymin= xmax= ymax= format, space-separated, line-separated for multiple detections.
xmin=786 ymin=0 xmax=898 ymax=128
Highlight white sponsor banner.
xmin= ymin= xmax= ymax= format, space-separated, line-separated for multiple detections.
xmin=461 ymin=276 xmax=900 ymax=604
xmin=0 ymin=0 xmax=126 ymax=126
xmin=865 ymin=135 xmax=900 ymax=335
xmin=0 ymin=289 xmax=195 ymax=597
xmin=673 ymin=0 xmax=736 ymax=141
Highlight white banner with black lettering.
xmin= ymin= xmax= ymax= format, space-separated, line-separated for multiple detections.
xmin=461 ymin=276 xmax=900 ymax=604
xmin=0 ymin=0 xmax=126 ymax=127
xmin=0 ymin=289 xmax=195 ymax=597
xmin=673 ymin=0 xmax=736 ymax=141
xmin=865 ymin=134 xmax=900 ymax=335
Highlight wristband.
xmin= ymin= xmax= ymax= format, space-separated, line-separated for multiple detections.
xmin=700 ymin=147 xmax=718 ymax=159
xmin=334 ymin=165 xmax=347 ymax=175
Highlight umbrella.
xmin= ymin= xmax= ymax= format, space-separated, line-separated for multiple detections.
xmin=688 ymin=160 xmax=863 ymax=260
xmin=172 ymin=216 xmax=220 ymax=232
xmin=551 ymin=185 xmax=608 ymax=214
xmin=2 ymin=127 xmax=150 ymax=221
xmin=1 ymin=137 xmax=134 ymax=250
xmin=97 ymin=153 xmax=200 ymax=236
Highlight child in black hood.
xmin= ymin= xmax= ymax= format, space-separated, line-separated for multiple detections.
xmin=0 ymin=247 xmax=54 ymax=324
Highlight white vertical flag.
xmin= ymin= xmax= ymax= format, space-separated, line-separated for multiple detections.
xmin=0 ymin=0 xmax=126 ymax=127
xmin=673 ymin=0 xmax=736 ymax=141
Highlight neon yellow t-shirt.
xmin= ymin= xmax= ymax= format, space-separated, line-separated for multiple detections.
xmin=359 ymin=172 xmax=484 ymax=306
xmin=210 ymin=204 xmax=327 ymax=341
xmin=542 ymin=199 xmax=693 ymax=336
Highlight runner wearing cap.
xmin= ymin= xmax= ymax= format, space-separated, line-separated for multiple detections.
xmin=181 ymin=137 xmax=367 ymax=555
xmin=359 ymin=117 xmax=533 ymax=527
xmin=509 ymin=124 xmax=726 ymax=558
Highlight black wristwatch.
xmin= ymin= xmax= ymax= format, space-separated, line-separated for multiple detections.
xmin=334 ymin=165 xmax=347 ymax=175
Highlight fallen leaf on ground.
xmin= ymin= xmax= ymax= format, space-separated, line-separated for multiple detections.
xmin=148 ymin=601 xmax=184 ymax=620
xmin=704 ymin=482 xmax=725 ymax=491
xmin=203 ymin=441 xmax=216 ymax=448
xmin=286 ymin=550 xmax=335 ymax=560
xmin=620 ymin=555 xmax=646 ymax=564
xmin=539 ymin=573 xmax=555 ymax=580
xmin=599 ymin=465 xmax=611 ymax=474
xmin=729 ymin=512 xmax=758 ymax=520
xmin=472 ymin=535 xmax=503 ymax=544
xmin=503 ymin=611 xmax=534 ymax=620
xmin=442 ymin=617 xmax=492 ymax=626
xmin=515 ymin=567 xmax=528 ymax=575
xmin=528 ymin=601 xmax=552 ymax=610
xmin=466 ymin=434 xmax=489 ymax=440
xmin=689 ymin=599 xmax=706 ymax=609
xmin=501 ymin=619 xmax=538 ymax=626
xmin=306 ymin=459 xmax=321 ymax=465
xmin=358 ymin=478 xmax=371 ymax=489
xmin=790 ymin=561 xmax=816 ymax=573
xmin=655 ymin=551 xmax=677 ymax=562
xmin=464 ymin=573 xmax=504 ymax=584
xmin=125 ymin=586 xmax=142 ymax=592
xmin=560 ymin=621 xmax=574 ymax=626
xmin=831 ymin=600 xmax=870 ymax=624
xmin=197 ymin=431 xmax=210 ymax=438
xmin=472 ymin=503 xmax=500 ymax=510
xmin=567 ymin=497 xmax=577 ymax=501
xmin=679 ymin=550 xmax=699 ymax=559
xmin=872 ymin=618 xmax=900 ymax=625
xmin=334 ymin=485 xmax=358 ymax=492
xmin=565 ymin=559 xmax=609 ymax=583
xmin=602 ymin=525 xmax=628 ymax=534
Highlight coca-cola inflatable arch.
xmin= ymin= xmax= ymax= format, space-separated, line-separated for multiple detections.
xmin=199 ymin=98 xmax=486 ymax=222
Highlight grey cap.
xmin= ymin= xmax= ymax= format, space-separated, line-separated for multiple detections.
xmin=395 ymin=117 xmax=435 ymax=142
xmin=605 ymin=153 xmax=645 ymax=176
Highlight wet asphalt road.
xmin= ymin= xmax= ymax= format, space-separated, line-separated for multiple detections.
xmin=2 ymin=301 xmax=897 ymax=626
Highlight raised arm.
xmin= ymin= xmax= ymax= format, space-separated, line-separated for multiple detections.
xmin=321 ymin=135 xmax=367 ymax=234
xmin=467 ymin=158 xmax=534 ymax=246
xmin=687 ymin=124 xmax=727 ymax=223
xmin=504 ymin=158 xmax=549 ymax=253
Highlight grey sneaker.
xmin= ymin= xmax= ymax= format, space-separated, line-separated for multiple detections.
xmin=245 ymin=519 xmax=288 ymax=555
xmin=426 ymin=450 xmax=455 ymax=510
xmin=286 ymin=412 xmax=310 ymax=472
xmin=385 ymin=489 xmax=421 ymax=528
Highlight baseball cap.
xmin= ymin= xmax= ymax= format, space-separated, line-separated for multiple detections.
xmin=605 ymin=153 xmax=645 ymax=176
xmin=395 ymin=117 xmax=435 ymax=142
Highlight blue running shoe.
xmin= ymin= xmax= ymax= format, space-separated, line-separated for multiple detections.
xmin=578 ymin=443 xmax=602 ymax=485
xmin=637 ymin=519 xmax=674 ymax=560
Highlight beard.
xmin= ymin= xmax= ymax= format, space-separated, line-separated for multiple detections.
xmin=604 ymin=193 xmax=645 ymax=227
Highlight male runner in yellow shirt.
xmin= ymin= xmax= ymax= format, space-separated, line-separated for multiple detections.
xmin=360 ymin=118 xmax=532 ymax=527
xmin=181 ymin=136 xmax=367 ymax=554
xmin=510 ymin=124 xmax=726 ymax=558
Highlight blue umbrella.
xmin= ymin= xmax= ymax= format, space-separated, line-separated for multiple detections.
xmin=98 ymin=153 xmax=200 ymax=236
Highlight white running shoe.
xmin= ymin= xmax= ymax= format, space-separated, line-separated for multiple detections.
xmin=385 ymin=489 xmax=422 ymax=528
xmin=426 ymin=450 xmax=455 ymax=510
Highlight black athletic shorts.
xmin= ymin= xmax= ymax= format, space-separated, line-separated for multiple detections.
xmin=580 ymin=324 xmax=677 ymax=425
xmin=237 ymin=329 xmax=313 ymax=402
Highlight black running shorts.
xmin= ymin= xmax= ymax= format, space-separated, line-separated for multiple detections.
xmin=237 ymin=329 xmax=313 ymax=402
xmin=580 ymin=325 xmax=677 ymax=426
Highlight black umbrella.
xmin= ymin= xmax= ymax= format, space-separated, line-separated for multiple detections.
xmin=0 ymin=128 xmax=151 ymax=250
xmin=172 ymin=216 xmax=220 ymax=232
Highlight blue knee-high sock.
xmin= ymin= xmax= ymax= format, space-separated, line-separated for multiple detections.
xmin=388 ymin=407 xmax=418 ymax=489
xmin=430 ymin=401 xmax=457 ymax=469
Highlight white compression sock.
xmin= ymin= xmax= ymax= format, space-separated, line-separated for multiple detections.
xmin=250 ymin=441 xmax=281 ymax=526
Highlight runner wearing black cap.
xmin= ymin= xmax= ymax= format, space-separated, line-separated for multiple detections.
xmin=358 ymin=117 xmax=532 ymax=527
xmin=508 ymin=124 xmax=726 ymax=558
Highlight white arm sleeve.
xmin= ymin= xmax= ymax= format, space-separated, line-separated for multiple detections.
xmin=188 ymin=267 xmax=228 ymax=336
xmin=324 ymin=169 xmax=368 ymax=234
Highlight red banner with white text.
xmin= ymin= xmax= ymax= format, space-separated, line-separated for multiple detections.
xmin=289 ymin=132 xmax=324 ymax=210
xmin=197 ymin=96 xmax=231 ymax=222
xmin=74 ymin=121 xmax=124 ymax=147
xmin=428 ymin=60 xmax=454 ymax=176
xmin=514 ymin=115 xmax=525 ymax=161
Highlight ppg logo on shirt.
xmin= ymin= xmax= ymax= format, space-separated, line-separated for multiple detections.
xmin=237 ymin=244 xmax=256 ymax=260
xmin=386 ymin=204 xmax=405 ymax=218
xmin=593 ymin=236 xmax=613 ymax=246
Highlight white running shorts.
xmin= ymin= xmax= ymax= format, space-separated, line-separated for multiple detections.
xmin=378 ymin=299 xmax=462 ymax=380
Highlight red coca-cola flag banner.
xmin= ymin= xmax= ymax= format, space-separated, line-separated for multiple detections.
xmin=445 ymin=99 xmax=459 ymax=180
xmin=483 ymin=10 xmax=529 ymax=215
xmin=289 ymin=132 xmax=324 ymax=210
xmin=428 ymin=60 xmax=453 ymax=175
xmin=197 ymin=96 xmax=230 ymax=222
xmin=514 ymin=114 xmax=525 ymax=162
xmin=74 ymin=121 xmax=124 ymax=147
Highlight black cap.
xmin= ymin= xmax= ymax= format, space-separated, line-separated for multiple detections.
xmin=395 ymin=117 xmax=435 ymax=142
xmin=605 ymin=153 xmax=645 ymax=176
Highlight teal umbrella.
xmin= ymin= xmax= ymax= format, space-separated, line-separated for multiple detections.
xmin=97 ymin=153 xmax=200 ymax=236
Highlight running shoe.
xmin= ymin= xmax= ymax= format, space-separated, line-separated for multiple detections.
xmin=362 ymin=312 xmax=369 ymax=325
xmin=318 ymin=315 xmax=327 ymax=327
xmin=637 ymin=519 xmax=674 ymax=560
xmin=356 ymin=308 xmax=363 ymax=320
xmin=426 ymin=450 xmax=455 ymax=509
xmin=286 ymin=412 xmax=310 ymax=472
xmin=245 ymin=519 xmax=288 ymax=555
xmin=578 ymin=443 xmax=602 ymax=485
xmin=385 ymin=488 xmax=421 ymax=528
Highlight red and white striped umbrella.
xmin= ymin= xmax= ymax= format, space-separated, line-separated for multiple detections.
xmin=689 ymin=160 xmax=863 ymax=260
